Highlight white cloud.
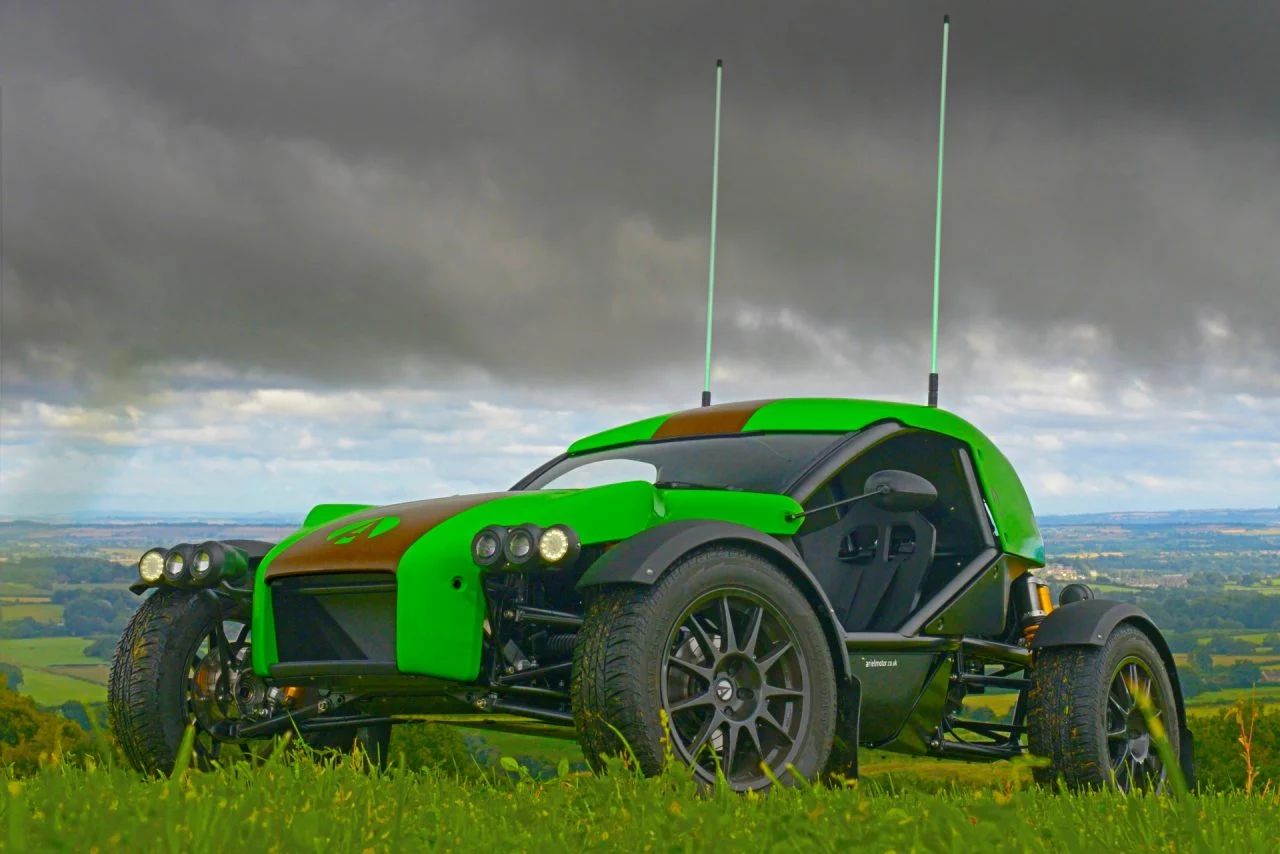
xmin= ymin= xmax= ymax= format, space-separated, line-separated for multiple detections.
xmin=1 ymin=344 xmax=1277 ymax=517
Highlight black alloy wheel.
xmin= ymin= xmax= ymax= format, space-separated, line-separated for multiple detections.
xmin=662 ymin=589 xmax=812 ymax=787
xmin=183 ymin=608 xmax=257 ymax=766
xmin=572 ymin=547 xmax=837 ymax=792
xmin=1105 ymin=656 xmax=1169 ymax=792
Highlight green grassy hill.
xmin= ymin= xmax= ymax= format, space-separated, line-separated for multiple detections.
xmin=3 ymin=748 xmax=1278 ymax=852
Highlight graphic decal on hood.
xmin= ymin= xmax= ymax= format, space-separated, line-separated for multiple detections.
xmin=263 ymin=492 xmax=513 ymax=579
xmin=327 ymin=516 xmax=401 ymax=545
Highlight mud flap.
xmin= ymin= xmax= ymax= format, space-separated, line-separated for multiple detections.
xmin=824 ymin=674 xmax=862 ymax=781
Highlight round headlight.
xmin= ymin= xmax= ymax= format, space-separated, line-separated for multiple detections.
xmin=504 ymin=525 xmax=540 ymax=566
xmin=164 ymin=544 xmax=195 ymax=585
xmin=537 ymin=525 xmax=580 ymax=565
xmin=191 ymin=548 xmax=215 ymax=582
xmin=472 ymin=527 xmax=506 ymax=568
xmin=191 ymin=541 xmax=250 ymax=586
xmin=138 ymin=548 xmax=166 ymax=584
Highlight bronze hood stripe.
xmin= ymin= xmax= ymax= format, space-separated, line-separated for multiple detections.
xmin=650 ymin=398 xmax=777 ymax=440
xmin=263 ymin=492 xmax=513 ymax=580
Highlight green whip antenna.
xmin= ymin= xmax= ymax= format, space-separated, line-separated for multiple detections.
xmin=929 ymin=15 xmax=950 ymax=408
xmin=702 ymin=59 xmax=723 ymax=407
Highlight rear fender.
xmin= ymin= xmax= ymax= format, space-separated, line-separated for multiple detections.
xmin=1031 ymin=598 xmax=1196 ymax=790
xmin=576 ymin=519 xmax=852 ymax=682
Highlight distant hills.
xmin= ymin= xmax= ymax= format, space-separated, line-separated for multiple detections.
xmin=0 ymin=511 xmax=303 ymax=527
xmin=1038 ymin=507 xmax=1280 ymax=527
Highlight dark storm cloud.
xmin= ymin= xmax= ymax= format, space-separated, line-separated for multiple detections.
xmin=2 ymin=0 xmax=1278 ymax=401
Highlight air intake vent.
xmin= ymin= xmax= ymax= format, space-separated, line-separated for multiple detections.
xmin=270 ymin=572 xmax=396 ymax=665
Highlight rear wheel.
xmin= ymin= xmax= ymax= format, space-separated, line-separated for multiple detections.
xmin=108 ymin=588 xmax=389 ymax=775
xmin=571 ymin=547 xmax=837 ymax=791
xmin=1027 ymin=624 xmax=1180 ymax=792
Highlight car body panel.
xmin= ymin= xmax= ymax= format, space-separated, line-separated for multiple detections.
xmin=250 ymin=480 xmax=803 ymax=680
xmin=568 ymin=398 xmax=1045 ymax=566
xmin=302 ymin=503 xmax=378 ymax=529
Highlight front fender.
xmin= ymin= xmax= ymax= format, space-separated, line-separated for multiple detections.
xmin=1029 ymin=598 xmax=1150 ymax=648
xmin=577 ymin=519 xmax=802 ymax=588
xmin=576 ymin=519 xmax=852 ymax=681
xmin=1030 ymin=598 xmax=1196 ymax=791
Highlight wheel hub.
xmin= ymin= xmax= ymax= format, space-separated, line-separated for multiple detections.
xmin=714 ymin=677 xmax=734 ymax=703
xmin=1124 ymin=708 xmax=1152 ymax=760
xmin=714 ymin=653 xmax=763 ymax=720
xmin=1106 ymin=656 xmax=1167 ymax=792
xmin=192 ymin=646 xmax=259 ymax=727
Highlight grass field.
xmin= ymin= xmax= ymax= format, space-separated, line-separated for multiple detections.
xmin=1173 ymin=653 xmax=1280 ymax=666
xmin=1194 ymin=632 xmax=1275 ymax=645
xmin=0 ymin=604 xmax=62 ymax=624
xmin=2 ymin=747 xmax=1277 ymax=852
xmin=962 ymin=692 xmax=1020 ymax=717
xmin=1224 ymin=584 xmax=1280 ymax=595
xmin=946 ymin=685 xmax=1280 ymax=719
xmin=46 ymin=663 xmax=111 ymax=683
xmin=9 ymin=669 xmax=106 ymax=705
xmin=50 ymin=582 xmax=131 ymax=592
xmin=0 ymin=583 xmax=42 ymax=598
xmin=0 ymin=637 xmax=110 ymax=706
xmin=0 ymin=637 xmax=106 ymax=667
xmin=1183 ymin=685 xmax=1280 ymax=707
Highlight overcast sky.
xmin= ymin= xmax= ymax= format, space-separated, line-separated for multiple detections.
xmin=1 ymin=0 xmax=1277 ymax=519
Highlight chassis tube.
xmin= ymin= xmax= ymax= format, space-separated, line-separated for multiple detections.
xmin=843 ymin=633 xmax=955 ymax=652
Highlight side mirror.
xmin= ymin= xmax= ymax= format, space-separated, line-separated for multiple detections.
xmin=864 ymin=470 xmax=938 ymax=513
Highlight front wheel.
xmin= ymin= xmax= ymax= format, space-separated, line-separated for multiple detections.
xmin=1027 ymin=624 xmax=1181 ymax=793
xmin=107 ymin=588 xmax=389 ymax=775
xmin=571 ymin=547 xmax=837 ymax=791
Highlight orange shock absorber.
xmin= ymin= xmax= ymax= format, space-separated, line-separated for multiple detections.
xmin=1037 ymin=583 xmax=1054 ymax=616
xmin=1025 ymin=582 xmax=1056 ymax=643
xmin=1015 ymin=575 xmax=1051 ymax=644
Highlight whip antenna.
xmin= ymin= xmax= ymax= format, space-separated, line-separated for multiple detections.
xmin=929 ymin=15 xmax=950 ymax=408
xmin=702 ymin=59 xmax=724 ymax=407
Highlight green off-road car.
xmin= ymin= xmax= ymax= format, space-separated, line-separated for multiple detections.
xmin=109 ymin=396 xmax=1195 ymax=792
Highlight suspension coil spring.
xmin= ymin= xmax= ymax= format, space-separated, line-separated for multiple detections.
xmin=542 ymin=633 xmax=576 ymax=659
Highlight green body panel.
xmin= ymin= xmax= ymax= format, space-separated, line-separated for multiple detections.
xmin=251 ymin=481 xmax=802 ymax=681
xmin=302 ymin=503 xmax=375 ymax=528
xmin=565 ymin=414 xmax=668 ymax=455
xmin=568 ymin=397 xmax=1045 ymax=566
xmin=249 ymin=527 xmax=315 ymax=678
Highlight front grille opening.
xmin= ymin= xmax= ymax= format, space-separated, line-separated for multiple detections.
xmin=271 ymin=572 xmax=396 ymax=664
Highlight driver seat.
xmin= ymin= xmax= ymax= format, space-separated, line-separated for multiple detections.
xmin=802 ymin=501 xmax=938 ymax=632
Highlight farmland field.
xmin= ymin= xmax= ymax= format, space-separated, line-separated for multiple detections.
xmin=0 ymin=637 xmax=111 ymax=705
xmin=0 ymin=637 xmax=107 ymax=667
xmin=0 ymin=583 xmax=42 ymax=598
xmin=8 ymin=669 xmax=105 ymax=705
xmin=0 ymin=603 xmax=62 ymax=623
xmin=1173 ymin=653 xmax=1280 ymax=666
xmin=1182 ymin=685 xmax=1280 ymax=707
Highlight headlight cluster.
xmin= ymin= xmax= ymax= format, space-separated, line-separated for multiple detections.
xmin=471 ymin=523 xmax=580 ymax=569
xmin=137 ymin=541 xmax=249 ymax=588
